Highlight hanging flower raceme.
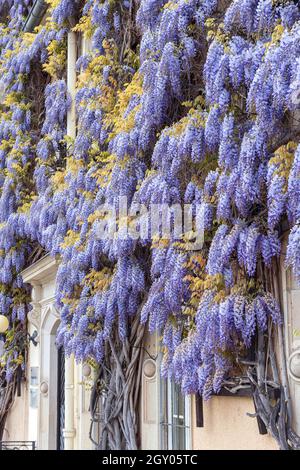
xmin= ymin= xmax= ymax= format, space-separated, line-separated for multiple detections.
xmin=0 ymin=0 xmax=299 ymax=399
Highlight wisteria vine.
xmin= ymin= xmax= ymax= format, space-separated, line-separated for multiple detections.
xmin=0 ymin=0 xmax=300 ymax=445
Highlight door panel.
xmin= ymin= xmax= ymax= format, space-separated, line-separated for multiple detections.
xmin=283 ymin=268 xmax=300 ymax=434
xmin=57 ymin=347 xmax=65 ymax=450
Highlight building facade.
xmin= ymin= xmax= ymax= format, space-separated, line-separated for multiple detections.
xmin=3 ymin=254 xmax=285 ymax=450
xmin=4 ymin=235 xmax=300 ymax=450
xmin=1 ymin=2 xmax=300 ymax=452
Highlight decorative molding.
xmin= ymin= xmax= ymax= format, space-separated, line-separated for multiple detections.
xmin=21 ymin=255 xmax=60 ymax=331
xmin=28 ymin=303 xmax=41 ymax=331
xmin=41 ymin=303 xmax=60 ymax=334
xmin=20 ymin=254 xmax=61 ymax=450
xmin=288 ymin=347 xmax=300 ymax=383
xmin=143 ymin=359 xmax=156 ymax=379
xmin=22 ymin=254 xmax=59 ymax=285
xmin=40 ymin=296 xmax=56 ymax=308
xmin=40 ymin=381 xmax=49 ymax=395
xmin=31 ymin=285 xmax=43 ymax=303
xmin=63 ymin=429 xmax=76 ymax=439
xmin=42 ymin=303 xmax=59 ymax=320
xmin=143 ymin=377 xmax=157 ymax=424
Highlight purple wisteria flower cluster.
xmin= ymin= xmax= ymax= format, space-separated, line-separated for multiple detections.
xmin=0 ymin=0 xmax=299 ymax=396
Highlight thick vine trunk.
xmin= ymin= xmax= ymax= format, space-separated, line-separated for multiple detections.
xmin=89 ymin=315 xmax=146 ymax=450
xmin=0 ymin=377 xmax=17 ymax=441
xmin=247 ymin=261 xmax=300 ymax=450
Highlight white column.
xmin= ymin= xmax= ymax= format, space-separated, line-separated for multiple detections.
xmin=64 ymin=355 xmax=76 ymax=450
xmin=67 ymin=31 xmax=77 ymax=139
xmin=63 ymin=30 xmax=77 ymax=451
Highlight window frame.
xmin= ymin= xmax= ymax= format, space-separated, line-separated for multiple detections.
xmin=29 ymin=366 xmax=39 ymax=409
xmin=160 ymin=377 xmax=191 ymax=451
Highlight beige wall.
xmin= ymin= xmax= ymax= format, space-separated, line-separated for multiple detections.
xmin=191 ymin=395 xmax=277 ymax=450
xmin=3 ymin=364 xmax=93 ymax=449
xmin=3 ymin=383 xmax=28 ymax=442
xmin=4 ymin=384 xmax=278 ymax=450
xmin=140 ymin=332 xmax=278 ymax=451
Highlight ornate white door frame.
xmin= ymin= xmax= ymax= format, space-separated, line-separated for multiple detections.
xmin=280 ymin=237 xmax=300 ymax=435
xmin=22 ymin=255 xmax=61 ymax=449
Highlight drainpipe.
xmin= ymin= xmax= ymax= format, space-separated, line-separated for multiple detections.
xmin=64 ymin=355 xmax=75 ymax=450
xmin=63 ymin=31 xmax=77 ymax=451
xmin=22 ymin=0 xmax=47 ymax=33
xmin=67 ymin=31 xmax=77 ymax=139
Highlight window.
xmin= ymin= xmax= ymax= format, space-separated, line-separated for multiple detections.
xmin=81 ymin=35 xmax=93 ymax=56
xmin=160 ymin=379 xmax=191 ymax=450
xmin=29 ymin=367 xmax=39 ymax=409
xmin=57 ymin=347 xmax=65 ymax=451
